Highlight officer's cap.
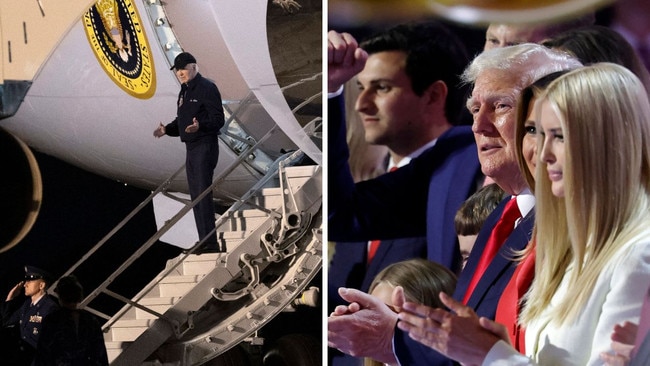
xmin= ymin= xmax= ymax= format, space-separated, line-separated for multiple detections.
xmin=24 ymin=265 xmax=52 ymax=284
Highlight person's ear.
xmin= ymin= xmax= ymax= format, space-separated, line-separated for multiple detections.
xmin=424 ymin=80 xmax=448 ymax=108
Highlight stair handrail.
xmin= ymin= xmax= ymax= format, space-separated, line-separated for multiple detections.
xmin=100 ymin=149 xmax=305 ymax=330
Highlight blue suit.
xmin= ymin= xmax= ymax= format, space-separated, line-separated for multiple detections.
xmin=393 ymin=198 xmax=535 ymax=366
xmin=327 ymin=94 xmax=482 ymax=274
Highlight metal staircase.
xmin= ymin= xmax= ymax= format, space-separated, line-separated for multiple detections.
xmin=51 ymin=146 xmax=322 ymax=365
xmin=102 ymin=160 xmax=322 ymax=365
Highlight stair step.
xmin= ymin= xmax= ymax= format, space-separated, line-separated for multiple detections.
xmin=159 ymin=281 xmax=195 ymax=297
xmin=160 ymin=274 xmax=204 ymax=284
xmin=139 ymin=296 xmax=180 ymax=305
xmin=182 ymin=253 xmax=227 ymax=275
xmin=284 ymin=165 xmax=318 ymax=178
xmin=219 ymin=230 xmax=246 ymax=240
xmin=105 ymin=341 xmax=130 ymax=363
xmin=107 ymin=319 xmax=154 ymax=342
xmin=133 ymin=296 xmax=180 ymax=319
xmin=223 ymin=209 xmax=270 ymax=232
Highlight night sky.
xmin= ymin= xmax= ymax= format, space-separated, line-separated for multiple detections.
xmin=0 ymin=150 xmax=182 ymax=315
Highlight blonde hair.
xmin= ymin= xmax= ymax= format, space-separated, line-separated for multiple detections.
xmin=521 ymin=63 xmax=650 ymax=326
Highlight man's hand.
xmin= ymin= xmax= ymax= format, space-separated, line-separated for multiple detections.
xmin=6 ymin=281 xmax=24 ymax=301
xmin=153 ymin=123 xmax=166 ymax=138
xmin=397 ymin=292 xmax=501 ymax=365
xmin=328 ymin=30 xmax=368 ymax=93
xmin=185 ymin=117 xmax=199 ymax=133
xmin=328 ymin=287 xmax=399 ymax=364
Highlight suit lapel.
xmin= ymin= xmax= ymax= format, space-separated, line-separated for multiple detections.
xmin=466 ymin=212 xmax=535 ymax=309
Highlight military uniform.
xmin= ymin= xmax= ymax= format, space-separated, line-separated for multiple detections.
xmin=0 ymin=266 xmax=59 ymax=365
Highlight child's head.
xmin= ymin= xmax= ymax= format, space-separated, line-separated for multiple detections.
xmin=455 ymin=183 xmax=507 ymax=269
xmin=364 ymin=259 xmax=457 ymax=366
xmin=368 ymin=258 xmax=457 ymax=310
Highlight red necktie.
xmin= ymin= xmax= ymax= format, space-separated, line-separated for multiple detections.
xmin=494 ymin=243 xmax=536 ymax=353
xmin=463 ymin=197 xmax=521 ymax=304
xmin=367 ymin=166 xmax=399 ymax=265
xmin=368 ymin=239 xmax=381 ymax=264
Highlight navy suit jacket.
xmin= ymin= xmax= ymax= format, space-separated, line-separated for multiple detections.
xmin=328 ymin=237 xmax=428 ymax=313
xmin=328 ymin=94 xmax=482 ymax=274
xmin=394 ymin=198 xmax=535 ymax=366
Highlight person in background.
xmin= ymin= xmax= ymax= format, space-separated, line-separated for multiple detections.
xmin=397 ymin=63 xmax=650 ymax=366
xmin=483 ymin=13 xmax=594 ymax=51
xmin=34 ymin=275 xmax=108 ymax=365
xmin=153 ymin=51 xmax=225 ymax=254
xmin=364 ymin=258 xmax=456 ymax=366
xmin=327 ymin=76 xmax=388 ymax=267
xmin=600 ymin=0 xmax=650 ymax=71
xmin=454 ymin=183 xmax=507 ymax=270
xmin=0 ymin=266 xmax=59 ymax=366
xmin=344 ymin=76 xmax=389 ymax=183
xmin=542 ymin=24 xmax=650 ymax=94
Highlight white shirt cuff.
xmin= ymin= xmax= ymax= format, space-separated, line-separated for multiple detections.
xmin=482 ymin=340 xmax=532 ymax=366
xmin=328 ymin=85 xmax=344 ymax=98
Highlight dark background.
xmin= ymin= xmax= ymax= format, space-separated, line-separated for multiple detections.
xmin=0 ymin=151 xmax=182 ymax=315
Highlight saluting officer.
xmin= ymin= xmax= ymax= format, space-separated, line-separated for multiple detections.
xmin=1 ymin=266 xmax=59 ymax=365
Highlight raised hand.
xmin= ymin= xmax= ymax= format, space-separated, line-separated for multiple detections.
xmin=153 ymin=122 xmax=166 ymax=138
xmin=327 ymin=30 xmax=368 ymax=93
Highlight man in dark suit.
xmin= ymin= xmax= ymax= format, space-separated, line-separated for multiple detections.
xmin=327 ymin=21 xmax=480 ymax=366
xmin=327 ymin=20 xmax=481 ymax=272
xmin=328 ymin=41 xmax=582 ymax=365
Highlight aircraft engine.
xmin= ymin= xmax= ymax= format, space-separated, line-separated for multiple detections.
xmin=0 ymin=128 xmax=42 ymax=253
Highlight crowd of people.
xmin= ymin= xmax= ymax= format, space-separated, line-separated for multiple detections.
xmin=328 ymin=11 xmax=650 ymax=366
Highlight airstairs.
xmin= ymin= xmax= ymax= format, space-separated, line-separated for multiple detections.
xmin=55 ymin=148 xmax=321 ymax=365
xmin=101 ymin=155 xmax=322 ymax=365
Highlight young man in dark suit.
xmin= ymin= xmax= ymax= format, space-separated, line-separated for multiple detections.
xmin=327 ymin=21 xmax=481 ymax=365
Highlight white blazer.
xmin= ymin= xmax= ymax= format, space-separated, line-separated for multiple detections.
xmin=482 ymin=227 xmax=650 ymax=366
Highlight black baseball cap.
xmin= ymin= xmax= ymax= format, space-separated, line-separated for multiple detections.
xmin=170 ymin=52 xmax=197 ymax=70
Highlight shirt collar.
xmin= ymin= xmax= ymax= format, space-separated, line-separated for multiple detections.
xmin=515 ymin=188 xmax=535 ymax=218
xmin=387 ymin=138 xmax=438 ymax=171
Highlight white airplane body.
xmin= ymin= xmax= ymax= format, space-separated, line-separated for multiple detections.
xmin=1 ymin=0 xmax=321 ymax=196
